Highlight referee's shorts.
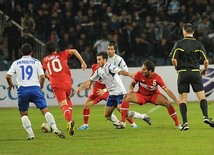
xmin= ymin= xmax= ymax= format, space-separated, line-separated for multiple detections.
xmin=177 ymin=69 xmax=204 ymax=94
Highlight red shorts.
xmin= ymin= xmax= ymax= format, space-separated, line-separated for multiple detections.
xmin=51 ymin=85 xmax=72 ymax=102
xmin=135 ymin=92 xmax=160 ymax=105
xmin=88 ymin=92 xmax=108 ymax=104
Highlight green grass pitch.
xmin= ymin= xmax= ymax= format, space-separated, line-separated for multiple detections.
xmin=0 ymin=102 xmax=214 ymax=155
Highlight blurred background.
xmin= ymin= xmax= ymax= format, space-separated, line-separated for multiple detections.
xmin=0 ymin=0 xmax=214 ymax=71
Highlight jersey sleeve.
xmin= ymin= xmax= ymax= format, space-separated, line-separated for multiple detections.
xmin=169 ymin=42 xmax=178 ymax=59
xmin=64 ymin=49 xmax=73 ymax=57
xmin=42 ymin=57 xmax=47 ymax=70
xmin=61 ymin=49 xmax=72 ymax=59
xmin=133 ymin=71 xmax=140 ymax=82
xmin=90 ymin=69 xmax=101 ymax=82
xmin=199 ymin=43 xmax=208 ymax=61
xmin=156 ymin=74 xmax=167 ymax=89
xmin=108 ymin=64 xmax=121 ymax=74
xmin=91 ymin=64 xmax=100 ymax=75
xmin=7 ymin=62 xmax=16 ymax=76
xmin=37 ymin=61 xmax=45 ymax=76
xmin=118 ymin=58 xmax=128 ymax=72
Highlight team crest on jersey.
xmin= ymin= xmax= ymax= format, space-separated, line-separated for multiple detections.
xmin=139 ymin=83 xmax=156 ymax=91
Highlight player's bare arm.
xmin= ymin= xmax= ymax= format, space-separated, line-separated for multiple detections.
xmin=75 ymin=79 xmax=92 ymax=93
xmin=97 ymin=88 xmax=107 ymax=96
xmin=118 ymin=70 xmax=134 ymax=79
xmin=129 ymin=80 xmax=136 ymax=93
xmin=163 ymin=87 xmax=179 ymax=105
xmin=171 ymin=58 xmax=177 ymax=70
xmin=43 ymin=69 xmax=50 ymax=80
xmin=39 ymin=74 xmax=45 ymax=89
xmin=68 ymin=49 xmax=87 ymax=70
xmin=6 ymin=74 xmax=14 ymax=90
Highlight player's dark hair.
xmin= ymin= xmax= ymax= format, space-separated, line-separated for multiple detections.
xmin=108 ymin=42 xmax=116 ymax=48
xmin=45 ymin=41 xmax=56 ymax=54
xmin=182 ymin=23 xmax=194 ymax=33
xmin=97 ymin=51 xmax=108 ymax=60
xmin=143 ymin=60 xmax=155 ymax=72
xmin=21 ymin=43 xmax=33 ymax=55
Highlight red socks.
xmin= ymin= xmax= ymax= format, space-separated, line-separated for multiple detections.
xmin=83 ymin=108 xmax=90 ymax=124
xmin=126 ymin=117 xmax=134 ymax=124
xmin=120 ymin=101 xmax=129 ymax=122
xmin=167 ymin=106 xmax=180 ymax=125
xmin=67 ymin=99 xmax=73 ymax=119
xmin=61 ymin=105 xmax=72 ymax=122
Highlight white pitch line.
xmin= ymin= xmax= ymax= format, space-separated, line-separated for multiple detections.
xmin=147 ymin=105 xmax=162 ymax=114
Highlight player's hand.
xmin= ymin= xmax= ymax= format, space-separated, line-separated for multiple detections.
xmin=40 ymin=89 xmax=44 ymax=94
xmin=97 ymin=89 xmax=106 ymax=96
xmin=74 ymin=87 xmax=82 ymax=94
xmin=175 ymin=100 xmax=179 ymax=106
xmin=7 ymin=84 xmax=15 ymax=90
xmin=81 ymin=63 xmax=87 ymax=71
xmin=85 ymin=85 xmax=91 ymax=91
xmin=200 ymin=69 xmax=207 ymax=76
xmin=128 ymin=89 xmax=134 ymax=93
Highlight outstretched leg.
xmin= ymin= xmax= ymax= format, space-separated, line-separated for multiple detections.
xmin=155 ymin=93 xmax=181 ymax=129
xmin=127 ymin=111 xmax=152 ymax=126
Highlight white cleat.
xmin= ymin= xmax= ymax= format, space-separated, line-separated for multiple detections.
xmin=114 ymin=121 xmax=126 ymax=129
xmin=113 ymin=121 xmax=122 ymax=129
xmin=176 ymin=124 xmax=182 ymax=130
xmin=27 ymin=134 xmax=35 ymax=140
xmin=120 ymin=121 xmax=126 ymax=128
xmin=53 ymin=129 xmax=65 ymax=139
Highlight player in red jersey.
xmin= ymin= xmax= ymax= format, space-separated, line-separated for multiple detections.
xmin=77 ymin=63 xmax=151 ymax=130
xmin=42 ymin=41 xmax=87 ymax=135
xmin=120 ymin=60 xmax=181 ymax=129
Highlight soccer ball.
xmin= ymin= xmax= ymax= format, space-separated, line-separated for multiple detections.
xmin=41 ymin=122 xmax=52 ymax=133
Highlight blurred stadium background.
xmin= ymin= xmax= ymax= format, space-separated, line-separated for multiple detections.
xmin=0 ymin=0 xmax=214 ymax=71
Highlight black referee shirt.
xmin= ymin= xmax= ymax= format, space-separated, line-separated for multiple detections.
xmin=170 ymin=37 xmax=207 ymax=70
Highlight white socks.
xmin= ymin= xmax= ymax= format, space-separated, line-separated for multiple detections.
xmin=21 ymin=112 xmax=58 ymax=136
xmin=21 ymin=115 xmax=34 ymax=135
xmin=44 ymin=112 xmax=57 ymax=130
xmin=106 ymin=113 xmax=119 ymax=124
xmin=128 ymin=111 xmax=146 ymax=119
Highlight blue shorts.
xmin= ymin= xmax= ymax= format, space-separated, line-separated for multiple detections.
xmin=17 ymin=86 xmax=47 ymax=112
xmin=106 ymin=95 xmax=123 ymax=107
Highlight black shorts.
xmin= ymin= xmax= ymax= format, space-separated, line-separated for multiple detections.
xmin=177 ymin=70 xmax=204 ymax=94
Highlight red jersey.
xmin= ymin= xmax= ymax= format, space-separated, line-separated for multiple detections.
xmin=134 ymin=71 xmax=167 ymax=95
xmin=91 ymin=64 xmax=106 ymax=93
xmin=42 ymin=50 xmax=72 ymax=86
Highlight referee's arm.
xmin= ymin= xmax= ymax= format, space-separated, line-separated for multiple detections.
xmin=169 ymin=43 xmax=178 ymax=70
xmin=171 ymin=58 xmax=177 ymax=70
xmin=201 ymin=59 xmax=209 ymax=75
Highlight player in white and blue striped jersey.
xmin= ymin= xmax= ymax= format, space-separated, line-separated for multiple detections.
xmin=107 ymin=42 xmax=128 ymax=72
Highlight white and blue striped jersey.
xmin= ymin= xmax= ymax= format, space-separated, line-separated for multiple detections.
xmin=90 ymin=63 xmax=127 ymax=95
xmin=7 ymin=56 xmax=44 ymax=88
xmin=107 ymin=54 xmax=128 ymax=72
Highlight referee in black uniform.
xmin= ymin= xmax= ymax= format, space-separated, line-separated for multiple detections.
xmin=170 ymin=23 xmax=214 ymax=131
